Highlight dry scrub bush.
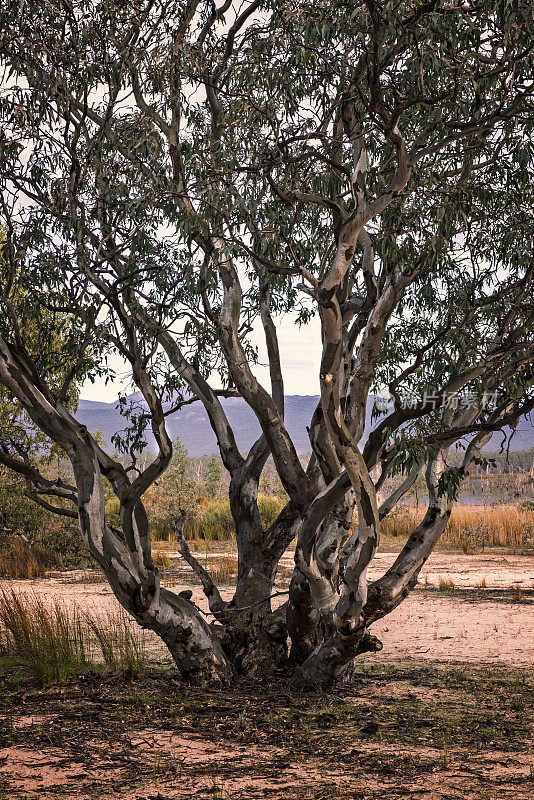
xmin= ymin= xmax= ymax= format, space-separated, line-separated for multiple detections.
xmin=0 ymin=536 xmax=63 ymax=579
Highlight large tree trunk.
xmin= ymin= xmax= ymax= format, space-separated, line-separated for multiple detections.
xmin=286 ymin=567 xmax=323 ymax=663
xmin=220 ymin=474 xmax=299 ymax=677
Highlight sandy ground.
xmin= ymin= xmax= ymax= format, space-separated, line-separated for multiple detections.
xmin=366 ymin=551 xmax=534 ymax=668
xmin=1 ymin=667 xmax=532 ymax=800
xmin=1 ymin=550 xmax=533 ymax=800
xmin=3 ymin=549 xmax=533 ymax=668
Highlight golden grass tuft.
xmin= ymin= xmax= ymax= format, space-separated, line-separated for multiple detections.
xmin=381 ymin=504 xmax=534 ymax=550
xmin=153 ymin=549 xmax=170 ymax=568
xmin=0 ymin=587 xmax=147 ymax=685
xmin=209 ymin=555 xmax=238 ymax=585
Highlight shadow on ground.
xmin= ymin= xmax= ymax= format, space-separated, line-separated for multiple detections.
xmin=0 ymin=660 xmax=532 ymax=799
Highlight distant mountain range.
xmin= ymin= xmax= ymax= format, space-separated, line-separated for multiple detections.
xmin=77 ymin=394 xmax=534 ymax=457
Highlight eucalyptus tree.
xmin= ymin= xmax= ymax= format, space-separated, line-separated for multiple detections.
xmin=0 ymin=226 xmax=93 ymax=519
xmin=0 ymin=0 xmax=532 ymax=685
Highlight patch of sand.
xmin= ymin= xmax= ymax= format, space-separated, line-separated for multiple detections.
xmin=1 ymin=728 xmax=533 ymax=799
xmin=3 ymin=551 xmax=532 ymax=668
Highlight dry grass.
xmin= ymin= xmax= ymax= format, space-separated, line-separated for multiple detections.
xmin=0 ymin=536 xmax=63 ymax=579
xmin=84 ymin=609 xmax=146 ymax=674
xmin=381 ymin=504 xmax=534 ymax=550
xmin=153 ymin=549 xmax=170 ymax=568
xmin=209 ymin=555 xmax=238 ymax=585
xmin=0 ymin=587 xmax=147 ymax=685
xmin=437 ymin=577 xmax=456 ymax=592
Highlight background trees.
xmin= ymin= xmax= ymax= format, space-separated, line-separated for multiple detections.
xmin=0 ymin=1 xmax=532 ymax=684
xmin=205 ymin=455 xmax=222 ymax=499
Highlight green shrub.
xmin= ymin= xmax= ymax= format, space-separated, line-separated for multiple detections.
xmin=0 ymin=476 xmax=91 ymax=569
xmin=184 ymin=494 xmax=285 ymax=540
xmin=33 ymin=519 xmax=92 ymax=569
xmin=258 ymin=494 xmax=284 ymax=530
xmin=0 ymin=481 xmax=47 ymax=540
xmin=105 ymin=494 xmax=121 ymax=529
xmin=192 ymin=497 xmax=234 ymax=540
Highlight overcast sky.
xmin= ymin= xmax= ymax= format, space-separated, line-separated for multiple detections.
xmin=80 ymin=312 xmax=323 ymax=403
